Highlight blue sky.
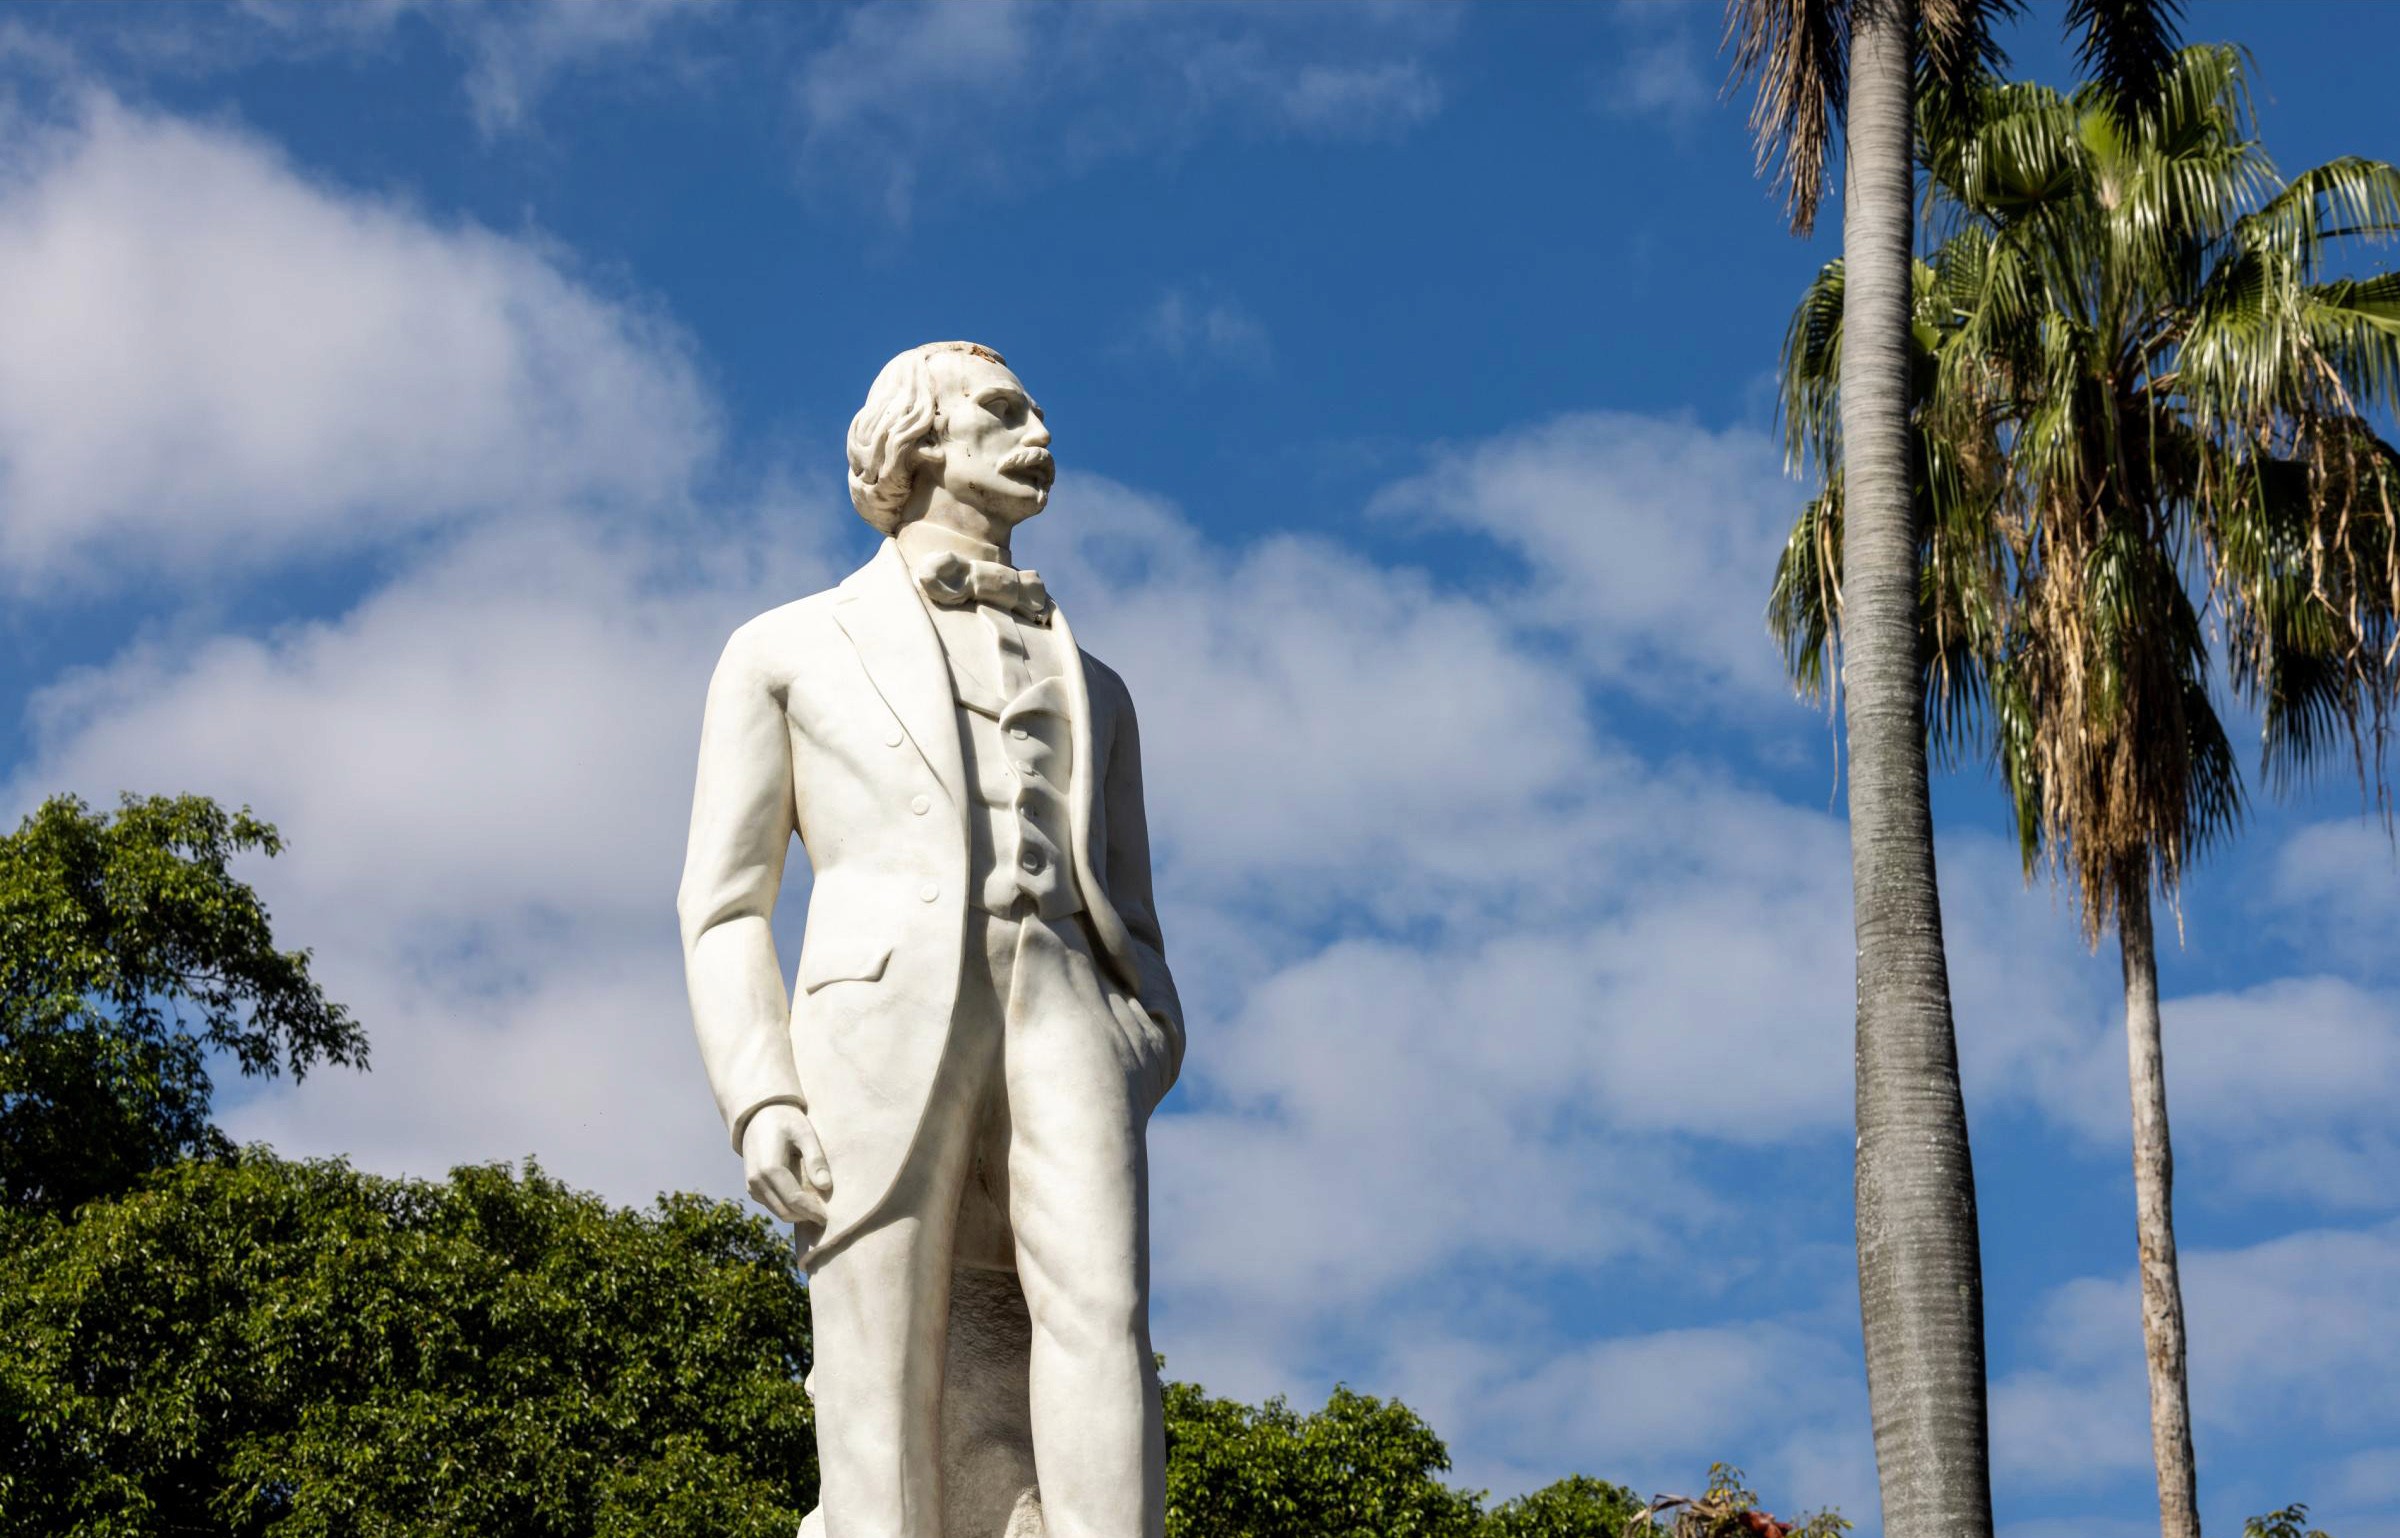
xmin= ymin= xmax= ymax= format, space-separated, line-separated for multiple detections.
xmin=3 ymin=3 xmax=2397 ymax=1534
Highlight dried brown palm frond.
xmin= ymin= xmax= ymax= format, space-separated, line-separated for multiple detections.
xmin=1724 ymin=0 xmax=1852 ymax=235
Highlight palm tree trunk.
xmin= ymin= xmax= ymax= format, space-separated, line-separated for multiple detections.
xmin=2120 ymin=888 xmax=2201 ymax=1538
xmin=1837 ymin=4 xmax=1995 ymax=1535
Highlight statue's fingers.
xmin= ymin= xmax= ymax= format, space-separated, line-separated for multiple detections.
xmin=747 ymin=1174 xmax=793 ymax=1223
xmin=758 ymin=1164 xmax=813 ymax=1224
xmin=788 ymin=1115 xmax=833 ymax=1194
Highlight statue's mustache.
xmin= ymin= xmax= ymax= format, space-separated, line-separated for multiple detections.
xmin=999 ymin=446 xmax=1054 ymax=483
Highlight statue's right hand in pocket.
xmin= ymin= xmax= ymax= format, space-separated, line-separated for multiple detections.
xmin=743 ymin=1102 xmax=834 ymax=1229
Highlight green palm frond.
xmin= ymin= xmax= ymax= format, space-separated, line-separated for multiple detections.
xmin=1770 ymin=483 xmax=1843 ymax=704
xmin=1781 ymin=259 xmax=1847 ymax=475
xmin=2301 ymin=274 xmax=2400 ymax=417
xmin=2128 ymin=40 xmax=2252 ymax=156
xmin=1924 ymin=80 xmax=2079 ymax=224
xmin=2233 ymin=154 xmax=2400 ymax=263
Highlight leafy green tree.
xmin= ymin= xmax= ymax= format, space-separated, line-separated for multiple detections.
xmin=1770 ymin=44 xmax=2400 ymax=1537
xmin=1162 ymin=1378 xmax=1481 ymax=1538
xmin=1161 ymin=1375 xmax=1654 ymax=1538
xmin=1481 ymin=1473 xmax=1647 ymax=1537
xmin=2244 ymin=1506 xmax=2333 ymax=1538
xmin=0 ymin=1151 xmax=816 ymax=1538
xmin=0 ymin=794 xmax=365 ymax=1214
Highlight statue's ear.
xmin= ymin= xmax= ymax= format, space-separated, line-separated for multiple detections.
xmin=914 ymin=425 xmax=946 ymax=467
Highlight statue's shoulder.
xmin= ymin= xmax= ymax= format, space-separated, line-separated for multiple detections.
xmin=1075 ymin=645 xmax=1138 ymax=717
xmin=716 ymin=589 xmax=841 ymax=682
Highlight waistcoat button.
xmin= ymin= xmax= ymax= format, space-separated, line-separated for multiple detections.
xmin=910 ymin=795 xmax=931 ymax=815
xmin=918 ymin=882 xmax=939 ymax=902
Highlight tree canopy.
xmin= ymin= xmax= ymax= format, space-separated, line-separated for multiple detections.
xmin=0 ymin=794 xmax=365 ymax=1214
xmin=0 ymin=1152 xmax=817 ymax=1538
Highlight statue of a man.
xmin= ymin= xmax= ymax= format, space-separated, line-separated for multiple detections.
xmin=679 ymin=341 xmax=1183 ymax=1538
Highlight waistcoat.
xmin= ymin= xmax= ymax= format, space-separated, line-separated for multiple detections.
xmin=930 ymin=600 xmax=1084 ymax=919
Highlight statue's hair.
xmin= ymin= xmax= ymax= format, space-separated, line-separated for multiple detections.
xmin=846 ymin=341 xmax=1009 ymax=535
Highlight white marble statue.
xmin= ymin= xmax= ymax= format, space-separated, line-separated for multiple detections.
xmin=679 ymin=341 xmax=1185 ymax=1538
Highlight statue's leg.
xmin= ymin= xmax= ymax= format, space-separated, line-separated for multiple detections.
xmin=995 ymin=915 xmax=1165 ymax=1538
xmin=801 ymin=1187 xmax=961 ymax=1536
xmin=805 ymin=937 xmax=1009 ymax=1538
xmin=941 ymin=1265 xmax=1044 ymax=1538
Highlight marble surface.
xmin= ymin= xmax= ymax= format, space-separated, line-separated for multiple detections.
xmin=680 ymin=343 xmax=1182 ymax=1537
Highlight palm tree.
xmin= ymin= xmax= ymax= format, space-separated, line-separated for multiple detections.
xmin=1769 ymin=45 xmax=2400 ymax=1538
xmin=1728 ymin=3 xmax=2182 ymax=1533
xmin=1733 ymin=7 xmax=1992 ymax=1534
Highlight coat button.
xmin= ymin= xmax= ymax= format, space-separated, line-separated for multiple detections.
xmin=885 ymin=728 xmax=904 ymax=747
xmin=1010 ymin=726 xmax=1029 ymax=740
xmin=1021 ymin=850 xmax=1045 ymax=873
xmin=910 ymin=795 xmax=931 ymax=815
xmin=918 ymin=882 xmax=939 ymax=903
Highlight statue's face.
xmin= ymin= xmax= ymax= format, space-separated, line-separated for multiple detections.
xmin=926 ymin=350 xmax=1054 ymax=527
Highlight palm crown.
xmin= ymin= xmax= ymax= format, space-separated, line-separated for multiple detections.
xmin=1770 ymin=41 xmax=2400 ymax=931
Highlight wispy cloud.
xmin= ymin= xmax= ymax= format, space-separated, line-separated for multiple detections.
xmin=0 ymin=4 xmax=1455 ymax=223
xmin=1134 ymin=286 xmax=1273 ymax=371
xmin=447 ymin=0 xmax=726 ymax=137
xmin=1592 ymin=0 xmax=1716 ymax=124
xmin=791 ymin=1 xmax=1457 ymax=221
xmin=0 ymin=2 xmax=725 ymax=135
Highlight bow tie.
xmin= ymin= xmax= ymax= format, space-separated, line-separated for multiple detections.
xmin=913 ymin=550 xmax=1053 ymax=624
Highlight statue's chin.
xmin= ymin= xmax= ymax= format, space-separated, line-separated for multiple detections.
xmin=990 ymin=486 xmax=1049 ymax=525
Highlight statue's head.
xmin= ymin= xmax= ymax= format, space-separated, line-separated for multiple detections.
xmin=846 ymin=341 xmax=1054 ymax=537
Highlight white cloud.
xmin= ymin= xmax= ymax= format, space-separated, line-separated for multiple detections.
xmin=1994 ymin=1220 xmax=2400 ymax=1533
xmin=0 ymin=96 xmax=713 ymax=582
xmin=2269 ymin=816 xmax=2400 ymax=974
xmin=2000 ymin=969 xmax=2400 ymax=1210
xmin=1370 ymin=412 xmax=1807 ymax=711
xmin=2331 ymin=1445 xmax=2400 ymax=1506
xmin=790 ymin=1 xmax=1455 ymax=220
xmin=1449 ymin=1319 xmax=1875 ymax=1519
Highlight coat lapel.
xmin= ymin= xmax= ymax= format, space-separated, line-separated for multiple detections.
xmin=1050 ymin=602 xmax=1136 ymax=987
xmin=833 ymin=542 xmax=967 ymax=819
